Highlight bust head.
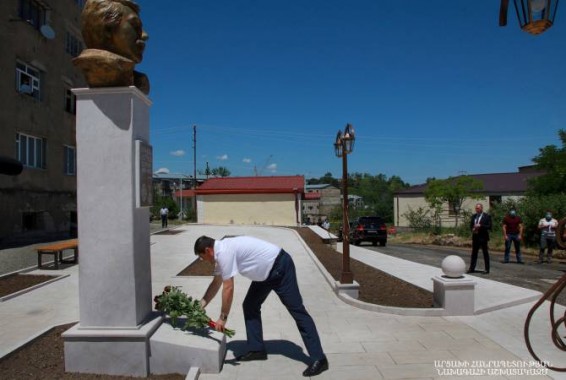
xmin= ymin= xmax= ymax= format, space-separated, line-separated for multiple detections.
xmin=81 ymin=0 xmax=148 ymax=63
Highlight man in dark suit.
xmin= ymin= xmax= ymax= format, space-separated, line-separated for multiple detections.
xmin=467 ymin=203 xmax=492 ymax=274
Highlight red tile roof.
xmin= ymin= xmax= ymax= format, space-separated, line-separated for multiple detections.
xmin=194 ymin=176 xmax=305 ymax=195
xmin=304 ymin=192 xmax=321 ymax=200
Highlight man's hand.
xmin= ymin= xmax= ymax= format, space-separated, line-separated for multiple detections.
xmin=214 ymin=318 xmax=226 ymax=332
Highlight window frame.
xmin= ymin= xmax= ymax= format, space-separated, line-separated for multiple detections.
xmin=65 ymin=30 xmax=83 ymax=58
xmin=16 ymin=132 xmax=46 ymax=169
xmin=18 ymin=0 xmax=47 ymax=30
xmin=65 ymin=88 xmax=77 ymax=114
xmin=64 ymin=145 xmax=76 ymax=176
xmin=16 ymin=62 xmax=41 ymax=99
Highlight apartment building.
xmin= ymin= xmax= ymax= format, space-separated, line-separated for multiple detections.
xmin=0 ymin=0 xmax=86 ymax=247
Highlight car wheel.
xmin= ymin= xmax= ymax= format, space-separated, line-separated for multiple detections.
xmin=372 ymin=241 xmax=378 ymax=246
xmin=354 ymin=240 xmax=361 ymax=246
xmin=379 ymin=240 xmax=387 ymax=247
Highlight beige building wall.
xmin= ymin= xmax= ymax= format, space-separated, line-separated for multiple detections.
xmin=0 ymin=0 xmax=85 ymax=246
xmin=395 ymin=195 xmax=492 ymax=228
xmin=197 ymin=193 xmax=298 ymax=226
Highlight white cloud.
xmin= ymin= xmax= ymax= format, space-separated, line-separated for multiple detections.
xmin=217 ymin=154 xmax=229 ymax=161
xmin=267 ymin=163 xmax=277 ymax=172
xmin=155 ymin=167 xmax=170 ymax=174
xmin=242 ymin=158 xmax=252 ymax=164
xmin=170 ymin=150 xmax=185 ymax=157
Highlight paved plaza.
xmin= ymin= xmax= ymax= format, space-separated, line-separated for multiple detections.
xmin=1 ymin=225 xmax=565 ymax=379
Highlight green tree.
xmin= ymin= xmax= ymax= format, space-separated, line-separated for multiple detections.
xmin=211 ymin=166 xmax=231 ymax=177
xmin=424 ymin=176 xmax=483 ymax=228
xmin=528 ymin=129 xmax=566 ymax=195
xmin=151 ymin=193 xmax=180 ymax=220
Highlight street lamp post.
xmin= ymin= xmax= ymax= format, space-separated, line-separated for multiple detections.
xmin=334 ymin=123 xmax=356 ymax=284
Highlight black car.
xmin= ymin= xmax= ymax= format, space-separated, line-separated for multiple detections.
xmin=343 ymin=216 xmax=387 ymax=246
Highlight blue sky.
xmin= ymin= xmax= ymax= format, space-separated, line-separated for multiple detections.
xmin=135 ymin=0 xmax=566 ymax=185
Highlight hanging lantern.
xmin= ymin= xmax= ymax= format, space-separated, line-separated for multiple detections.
xmin=499 ymin=0 xmax=559 ymax=35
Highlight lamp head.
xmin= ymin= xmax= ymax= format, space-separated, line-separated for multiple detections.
xmin=343 ymin=123 xmax=355 ymax=153
xmin=334 ymin=130 xmax=344 ymax=157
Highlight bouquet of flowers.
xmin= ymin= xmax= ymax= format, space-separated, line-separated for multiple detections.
xmin=154 ymin=286 xmax=235 ymax=338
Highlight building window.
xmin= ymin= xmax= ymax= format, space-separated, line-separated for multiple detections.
xmin=16 ymin=133 xmax=46 ymax=169
xmin=65 ymin=31 xmax=83 ymax=57
xmin=489 ymin=196 xmax=502 ymax=209
xmin=64 ymin=146 xmax=76 ymax=175
xmin=65 ymin=88 xmax=76 ymax=114
xmin=18 ymin=0 xmax=47 ymax=30
xmin=16 ymin=62 xmax=41 ymax=99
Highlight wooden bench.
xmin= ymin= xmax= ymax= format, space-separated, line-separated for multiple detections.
xmin=36 ymin=239 xmax=79 ymax=269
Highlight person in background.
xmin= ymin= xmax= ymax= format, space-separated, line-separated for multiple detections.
xmin=538 ymin=211 xmax=558 ymax=264
xmin=502 ymin=209 xmax=524 ymax=264
xmin=467 ymin=203 xmax=492 ymax=274
xmin=160 ymin=206 xmax=169 ymax=228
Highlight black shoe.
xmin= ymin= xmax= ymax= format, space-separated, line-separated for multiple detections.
xmin=236 ymin=350 xmax=268 ymax=361
xmin=482 ymin=270 xmax=489 ymax=274
xmin=466 ymin=269 xmax=475 ymax=274
xmin=517 ymin=261 xmax=525 ymax=264
xmin=500 ymin=260 xmax=509 ymax=264
xmin=303 ymin=357 xmax=329 ymax=377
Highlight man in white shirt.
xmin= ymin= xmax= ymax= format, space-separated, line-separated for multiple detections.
xmin=159 ymin=206 xmax=168 ymax=228
xmin=538 ymin=211 xmax=558 ymax=264
xmin=195 ymin=235 xmax=328 ymax=377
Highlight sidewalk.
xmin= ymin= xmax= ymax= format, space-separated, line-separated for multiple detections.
xmin=0 ymin=225 xmax=563 ymax=379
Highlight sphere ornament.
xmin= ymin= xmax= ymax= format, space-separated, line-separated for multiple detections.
xmin=441 ymin=255 xmax=466 ymax=278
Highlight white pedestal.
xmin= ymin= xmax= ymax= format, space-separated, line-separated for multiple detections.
xmin=63 ymin=316 xmax=162 ymax=376
xmin=64 ymin=87 xmax=157 ymax=376
xmin=432 ymin=275 xmax=476 ymax=316
xmin=150 ymin=321 xmax=227 ymax=375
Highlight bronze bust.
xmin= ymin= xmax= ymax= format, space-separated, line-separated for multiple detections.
xmin=74 ymin=0 xmax=150 ymax=94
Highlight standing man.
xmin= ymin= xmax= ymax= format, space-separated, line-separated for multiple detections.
xmin=467 ymin=203 xmax=492 ymax=274
xmin=502 ymin=209 xmax=524 ymax=264
xmin=160 ymin=206 xmax=168 ymax=228
xmin=194 ymin=235 xmax=328 ymax=377
xmin=538 ymin=211 xmax=558 ymax=264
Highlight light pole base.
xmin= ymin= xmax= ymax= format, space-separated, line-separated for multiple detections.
xmin=336 ymin=280 xmax=359 ymax=299
xmin=340 ymin=272 xmax=354 ymax=284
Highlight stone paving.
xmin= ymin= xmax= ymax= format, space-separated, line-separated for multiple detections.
xmin=0 ymin=224 xmax=564 ymax=379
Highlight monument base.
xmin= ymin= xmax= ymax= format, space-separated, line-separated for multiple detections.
xmin=432 ymin=275 xmax=476 ymax=316
xmin=62 ymin=316 xmax=162 ymax=377
xmin=149 ymin=321 xmax=227 ymax=375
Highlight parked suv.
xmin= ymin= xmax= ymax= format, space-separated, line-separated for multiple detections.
xmin=352 ymin=216 xmax=388 ymax=246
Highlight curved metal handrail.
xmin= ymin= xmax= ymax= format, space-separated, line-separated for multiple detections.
xmin=524 ymin=272 xmax=566 ymax=371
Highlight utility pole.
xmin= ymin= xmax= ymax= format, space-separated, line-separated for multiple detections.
xmin=192 ymin=125 xmax=197 ymax=217
xmin=192 ymin=125 xmax=197 ymax=189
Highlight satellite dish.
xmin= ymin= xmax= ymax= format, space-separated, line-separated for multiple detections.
xmin=40 ymin=24 xmax=55 ymax=39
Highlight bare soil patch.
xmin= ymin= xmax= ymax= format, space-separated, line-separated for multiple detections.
xmin=0 ymin=274 xmax=58 ymax=298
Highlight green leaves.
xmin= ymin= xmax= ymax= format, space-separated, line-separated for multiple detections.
xmin=528 ymin=129 xmax=566 ymax=196
xmin=154 ymin=286 xmax=235 ymax=337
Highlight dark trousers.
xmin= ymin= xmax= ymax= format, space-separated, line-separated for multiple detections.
xmin=504 ymin=233 xmax=522 ymax=263
xmin=161 ymin=214 xmax=167 ymax=228
xmin=470 ymin=238 xmax=490 ymax=272
xmin=242 ymin=250 xmax=324 ymax=362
